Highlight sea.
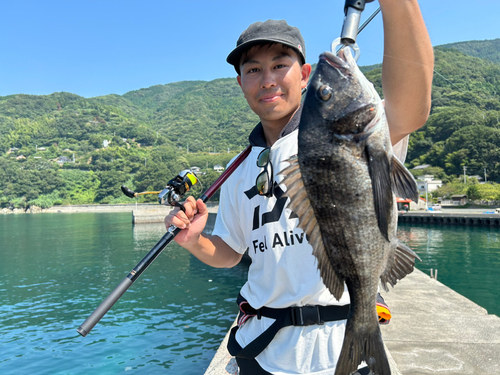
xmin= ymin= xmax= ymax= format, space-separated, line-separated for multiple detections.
xmin=0 ymin=213 xmax=498 ymax=374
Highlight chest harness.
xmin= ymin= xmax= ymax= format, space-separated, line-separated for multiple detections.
xmin=227 ymin=293 xmax=351 ymax=359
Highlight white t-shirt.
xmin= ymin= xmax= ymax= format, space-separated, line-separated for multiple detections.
xmin=213 ymin=128 xmax=408 ymax=374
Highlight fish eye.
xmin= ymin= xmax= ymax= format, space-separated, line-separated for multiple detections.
xmin=317 ymin=85 xmax=332 ymax=101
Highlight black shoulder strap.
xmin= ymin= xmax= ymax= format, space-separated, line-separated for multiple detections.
xmin=228 ymin=313 xmax=289 ymax=359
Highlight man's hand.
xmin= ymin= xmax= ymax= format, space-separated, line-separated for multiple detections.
xmin=164 ymin=196 xmax=208 ymax=248
xmin=164 ymin=197 xmax=242 ymax=268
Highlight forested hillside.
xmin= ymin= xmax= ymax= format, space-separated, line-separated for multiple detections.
xmin=2 ymin=39 xmax=500 ymax=209
xmin=399 ymin=47 xmax=500 ymax=179
xmin=440 ymin=38 xmax=500 ymax=64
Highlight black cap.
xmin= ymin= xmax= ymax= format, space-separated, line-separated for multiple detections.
xmin=226 ymin=20 xmax=306 ymax=74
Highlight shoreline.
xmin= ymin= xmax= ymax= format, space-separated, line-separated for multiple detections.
xmin=0 ymin=202 xmax=220 ymax=215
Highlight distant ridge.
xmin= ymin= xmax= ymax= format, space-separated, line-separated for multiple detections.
xmin=439 ymin=38 xmax=500 ymax=65
xmin=1 ymin=39 xmax=500 ymax=209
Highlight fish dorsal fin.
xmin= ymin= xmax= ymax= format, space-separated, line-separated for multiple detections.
xmin=380 ymin=241 xmax=422 ymax=291
xmin=279 ymin=156 xmax=345 ymax=300
xmin=366 ymin=145 xmax=392 ymax=241
xmin=391 ymin=156 xmax=419 ymax=202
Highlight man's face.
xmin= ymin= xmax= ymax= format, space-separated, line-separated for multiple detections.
xmin=237 ymin=44 xmax=310 ymax=125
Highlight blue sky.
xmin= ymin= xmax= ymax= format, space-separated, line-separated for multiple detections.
xmin=1 ymin=0 xmax=499 ymax=98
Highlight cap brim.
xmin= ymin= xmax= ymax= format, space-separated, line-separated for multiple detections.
xmin=226 ymin=38 xmax=305 ymax=68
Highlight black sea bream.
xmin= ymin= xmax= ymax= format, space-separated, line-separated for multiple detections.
xmin=279 ymin=49 xmax=420 ymax=375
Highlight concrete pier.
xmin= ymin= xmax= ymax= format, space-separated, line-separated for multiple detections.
xmin=130 ymin=208 xmax=500 ymax=226
xmin=132 ymin=202 xmax=219 ymax=224
xmin=398 ymin=212 xmax=500 ymax=227
xmin=382 ymin=268 xmax=500 ymax=374
xmin=204 ymin=268 xmax=500 ymax=374
xmin=204 ymin=322 xmax=401 ymax=375
xmin=132 ymin=205 xmax=173 ymax=224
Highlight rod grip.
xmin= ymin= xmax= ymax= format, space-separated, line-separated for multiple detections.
xmin=77 ymin=276 xmax=133 ymax=337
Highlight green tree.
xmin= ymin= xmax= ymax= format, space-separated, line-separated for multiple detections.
xmin=467 ymin=184 xmax=481 ymax=200
xmin=95 ymin=170 xmax=129 ymax=202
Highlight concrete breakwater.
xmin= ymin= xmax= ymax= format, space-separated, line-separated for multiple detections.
xmin=1 ymin=203 xmax=160 ymax=214
xmin=398 ymin=211 xmax=500 ymax=227
xmin=0 ymin=202 xmax=220 ymax=218
xmin=132 ymin=202 xmax=219 ymax=224
xmin=205 ymin=268 xmax=500 ymax=375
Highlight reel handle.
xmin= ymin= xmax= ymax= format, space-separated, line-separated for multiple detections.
xmin=121 ymin=185 xmax=136 ymax=198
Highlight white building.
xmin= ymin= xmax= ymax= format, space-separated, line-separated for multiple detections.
xmin=213 ymin=164 xmax=225 ymax=172
xmin=416 ymin=175 xmax=442 ymax=193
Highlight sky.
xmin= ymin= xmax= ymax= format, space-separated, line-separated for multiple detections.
xmin=1 ymin=0 xmax=499 ymax=98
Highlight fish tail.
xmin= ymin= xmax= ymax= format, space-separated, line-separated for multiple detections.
xmin=335 ymin=320 xmax=390 ymax=375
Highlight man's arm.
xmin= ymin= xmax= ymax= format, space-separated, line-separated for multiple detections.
xmin=379 ymin=0 xmax=434 ymax=145
xmin=165 ymin=196 xmax=243 ymax=268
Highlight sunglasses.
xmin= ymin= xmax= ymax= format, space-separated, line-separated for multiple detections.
xmin=256 ymin=147 xmax=274 ymax=197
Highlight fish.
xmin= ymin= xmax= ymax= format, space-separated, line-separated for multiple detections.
xmin=279 ymin=48 xmax=420 ymax=375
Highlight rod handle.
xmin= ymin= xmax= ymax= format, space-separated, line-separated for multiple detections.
xmin=77 ymin=276 xmax=133 ymax=337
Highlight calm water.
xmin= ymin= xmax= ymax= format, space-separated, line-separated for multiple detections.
xmin=397 ymin=223 xmax=500 ymax=317
xmin=0 ymin=213 xmax=248 ymax=375
xmin=1 ymin=216 xmax=499 ymax=375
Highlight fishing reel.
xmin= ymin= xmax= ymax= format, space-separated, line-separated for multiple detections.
xmin=121 ymin=169 xmax=199 ymax=212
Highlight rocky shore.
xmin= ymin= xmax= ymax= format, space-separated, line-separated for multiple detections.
xmin=1 ymin=203 xmax=149 ymax=214
xmin=1 ymin=205 xmax=45 ymax=214
xmin=1 ymin=202 xmax=220 ymax=215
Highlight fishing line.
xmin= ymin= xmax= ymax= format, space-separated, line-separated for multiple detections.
xmin=360 ymin=47 xmax=499 ymax=105
xmin=357 ymin=6 xmax=381 ymax=35
xmin=432 ymin=70 xmax=469 ymax=95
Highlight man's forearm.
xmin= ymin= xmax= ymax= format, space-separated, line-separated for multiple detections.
xmin=379 ymin=0 xmax=434 ymax=144
xmin=184 ymin=234 xmax=243 ymax=269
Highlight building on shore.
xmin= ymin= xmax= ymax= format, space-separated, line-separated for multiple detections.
xmin=416 ymin=175 xmax=442 ymax=194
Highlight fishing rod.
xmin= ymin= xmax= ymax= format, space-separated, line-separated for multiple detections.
xmin=77 ymin=145 xmax=252 ymax=337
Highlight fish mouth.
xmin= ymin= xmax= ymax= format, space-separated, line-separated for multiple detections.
xmin=320 ymin=51 xmax=350 ymax=70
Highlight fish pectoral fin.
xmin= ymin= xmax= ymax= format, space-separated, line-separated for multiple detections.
xmin=380 ymin=241 xmax=422 ymax=291
xmin=278 ymin=155 xmax=345 ymax=300
xmin=391 ymin=156 xmax=419 ymax=202
xmin=367 ymin=145 xmax=392 ymax=241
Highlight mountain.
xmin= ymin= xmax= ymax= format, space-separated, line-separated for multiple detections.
xmin=393 ymin=45 xmax=500 ymax=181
xmin=1 ymin=39 xmax=500 ymax=208
xmin=439 ymin=39 xmax=500 ymax=65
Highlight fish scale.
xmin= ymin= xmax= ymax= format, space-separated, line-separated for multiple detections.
xmin=279 ymin=48 xmax=420 ymax=375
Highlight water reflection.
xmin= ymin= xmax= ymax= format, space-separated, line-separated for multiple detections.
xmin=397 ymin=223 xmax=500 ymax=316
xmin=0 ymin=213 xmax=248 ymax=375
xmin=3 ymin=213 xmax=497 ymax=375
xmin=132 ymin=222 xmax=166 ymax=243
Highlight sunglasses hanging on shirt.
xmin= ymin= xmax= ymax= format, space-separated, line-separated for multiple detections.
xmin=255 ymin=147 xmax=274 ymax=197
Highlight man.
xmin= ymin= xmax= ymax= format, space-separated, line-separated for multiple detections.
xmin=165 ymin=1 xmax=433 ymax=373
